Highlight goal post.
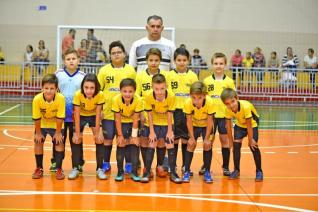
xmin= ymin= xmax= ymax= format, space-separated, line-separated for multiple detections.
xmin=56 ymin=25 xmax=176 ymax=69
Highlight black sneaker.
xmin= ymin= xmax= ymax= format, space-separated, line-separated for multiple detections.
xmin=223 ymin=168 xmax=231 ymax=176
xmin=199 ymin=165 xmax=205 ymax=175
xmin=170 ymin=172 xmax=182 ymax=184
xmin=140 ymin=172 xmax=150 ymax=183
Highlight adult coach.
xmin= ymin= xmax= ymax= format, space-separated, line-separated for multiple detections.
xmin=62 ymin=29 xmax=76 ymax=55
xmin=129 ymin=15 xmax=176 ymax=72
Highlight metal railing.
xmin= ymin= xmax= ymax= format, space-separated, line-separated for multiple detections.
xmin=0 ymin=63 xmax=317 ymax=104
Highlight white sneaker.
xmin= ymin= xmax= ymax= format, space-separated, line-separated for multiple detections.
xmin=68 ymin=168 xmax=79 ymax=180
xmin=96 ymin=168 xmax=107 ymax=180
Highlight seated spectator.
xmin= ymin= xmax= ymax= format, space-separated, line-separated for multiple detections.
xmin=34 ymin=40 xmax=49 ymax=63
xmin=267 ymin=51 xmax=280 ymax=78
xmin=86 ymin=29 xmax=98 ymax=63
xmin=62 ymin=29 xmax=76 ymax=55
xmin=77 ymin=39 xmax=88 ymax=63
xmin=304 ymin=48 xmax=317 ymax=89
xmin=96 ymin=40 xmax=108 ymax=63
xmin=24 ymin=44 xmax=35 ymax=66
xmin=190 ymin=48 xmax=206 ymax=75
xmin=230 ymin=49 xmax=244 ymax=82
xmin=252 ymin=47 xmax=266 ymax=83
xmin=0 ymin=46 xmax=5 ymax=63
xmin=242 ymin=52 xmax=254 ymax=84
xmin=281 ymin=47 xmax=299 ymax=86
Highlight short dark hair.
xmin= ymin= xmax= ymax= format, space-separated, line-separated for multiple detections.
xmin=120 ymin=78 xmax=136 ymax=90
xmin=62 ymin=48 xmax=80 ymax=60
xmin=88 ymin=29 xmax=94 ymax=33
xmin=147 ymin=15 xmax=163 ymax=24
xmin=69 ymin=29 xmax=76 ymax=34
xmin=211 ymin=52 xmax=227 ymax=64
xmin=42 ymin=74 xmax=58 ymax=88
xmin=27 ymin=45 xmax=33 ymax=52
xmin=81 ymin=73 xmax=100 ymax=97
xmin=109 ymin=40 xmax=126 ymax=55
xmin=152 ymin=73 xmax=166 ymax=84
xmin=308 ymin=48 xmax=314 ymax=54
xmin=174 ymin=47 xmax=190 ymax=60
xmin=271 ymin=51 xmax=277 ymax=56
xmin=146 ymin=48 xmax=162 ymax=60
xmin=220 ymin=88 xmax=238 ymax=103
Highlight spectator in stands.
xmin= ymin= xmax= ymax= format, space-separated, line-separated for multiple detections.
xmin=242 ymin=52 xmax=254 ymax=69
xmin=34 ymin=40 xmax=49 ymax=63
xmin=96 ymin=40 xmax=108 ymax=63
xmin=191 ymin=48 xmax=206 ymax=75
xmin=281 ymin=47 xmax=299 ymax=86
xmin=86 ymin=29 xmax=98 ymax=63
xmin=62 ymin=29 xmax=76 ymax=55
xmin=267 ymin=51 xmax=280 ymax=78
xmin=282 ymin=47 xmax=299 ymax=73
xmin=0 ymin=46 xmax=5 ymax=63
xmin=24 ymin=44 xmax=35 ymax=66
xmin=252 ymin=47 xmax=266 ymax=83
xmin=304 ymin=48 xmax=317 ymax=89
xmin=230 ymin=49 xmax=244 ymax=82
xmin=129 ymin=15 xmax=176 ymax=72
xmin=77 ymin=39 xmax=88 ymax=63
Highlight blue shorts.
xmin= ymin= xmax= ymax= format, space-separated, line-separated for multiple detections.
xmin=102 ymin=119 xmax=116 ymax=140
xmin=80 ymin=115 xmax=96 ymax=132
xmin=214 ymin=118 xmax=227 ymax=135
xmin=194 ymin=127 xmax=206 ymax=140
xmin=234 ymin=125 xmax=259 ymax=142
xmin=121 ymin=123 xmax=133 ymax=139
xmin=173 ymin=109 xmax=189 ymax=139
xmin=141 ymin=125 xmax=171 ymax=143
xmin=40 ymin=128 xmax=65 ymax=143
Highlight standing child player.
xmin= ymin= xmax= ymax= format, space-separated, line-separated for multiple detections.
xmin=140 ymin=74 xmax=182 ymax=184
xmin=182 ymin=82 xmax=215 ymax=183
xmin=97 ymin=41 xmax=136 ymax=173
xmin=112 ymin=78 xmax=143 ymax=182
xmin=68 ymin=73 xmax=106 ymax=180
xmin=55 ymin=48 xmax=85 ymax=173
xmin=221 ymin=88 xmax=263 ymax=181
xmin=135 ymin=48 xmax=169 ymax=176
xmin=168 ymin=47 xmax=198 ymax=174
xmin=203 ymin=52 xmax=236 ymax=176
xmin=32 ymin=74 xmax=66 ymax=180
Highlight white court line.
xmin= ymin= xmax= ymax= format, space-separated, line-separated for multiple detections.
xmin=265 ymin=152 xmax=276 ymax=154
xmin=16 ymin=147 xmax=29 ymax=150
xmin=0 ymin=104 xmax=21 ymax=116
xmin=309 ymin=151 xmax=318 ymax=154
xmin=0 ymin=190 xmax=314 ymax=212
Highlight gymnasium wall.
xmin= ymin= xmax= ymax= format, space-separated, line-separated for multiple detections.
xmin=0 ymin=0 xmax=317 ymax=64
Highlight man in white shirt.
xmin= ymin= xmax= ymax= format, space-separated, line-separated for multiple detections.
xmin=304 ymin=48 xmax=317 ymax=89
xmin=129 ymin=15 xmax=176 ymax=72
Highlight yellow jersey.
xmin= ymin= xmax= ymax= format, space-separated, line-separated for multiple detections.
xmin=111 ymin=94 xmax=144 ymax=123
xmin=225 ymin=100 xmax=259 ymax=128
xmin=203 ymin=74 xmax=235 ymax=118
xmin=167 ymin=69 xmax=198 ymax=109
xmin=97 ymin=63 xmax=136 ymax=120
xmin=32 ymin=92 xmax=65 ymax=129
xmin=135 ymin=69 xmax=169 ymax=97
xmin=144 ymin=90 xmax=175 ymax=126
xmin=73 ymin=90 xmax=104 ymax=116
xmin=183 ymin=96 xmax=215 ymax=127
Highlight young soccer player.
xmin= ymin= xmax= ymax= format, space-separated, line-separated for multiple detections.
xmin=55 ymin=48 xmax=85 ymax=173
xmin=135 ymin=48 xmax=169 ymax=175
xmin=168 ymin=47 xmax=198 ymax=174
xmin=97 ymin=41 xmax=136 ymax=173
xmin=140 ymin=74 xmax=182 ymax=184
xmin=182 ymin=82 xmax=215 ymax=183
xmin=68 ymin=73 xmax=106 ymax=180
xmin=203 ymin=53 xmax=235 ymax=176
xmin=32 ymin=74 xmax=66 ymax=180
xmin=112 ymin=78 xmax=143 ymax=182
xmin=221 ymin=88 xmax=263 ymax=181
